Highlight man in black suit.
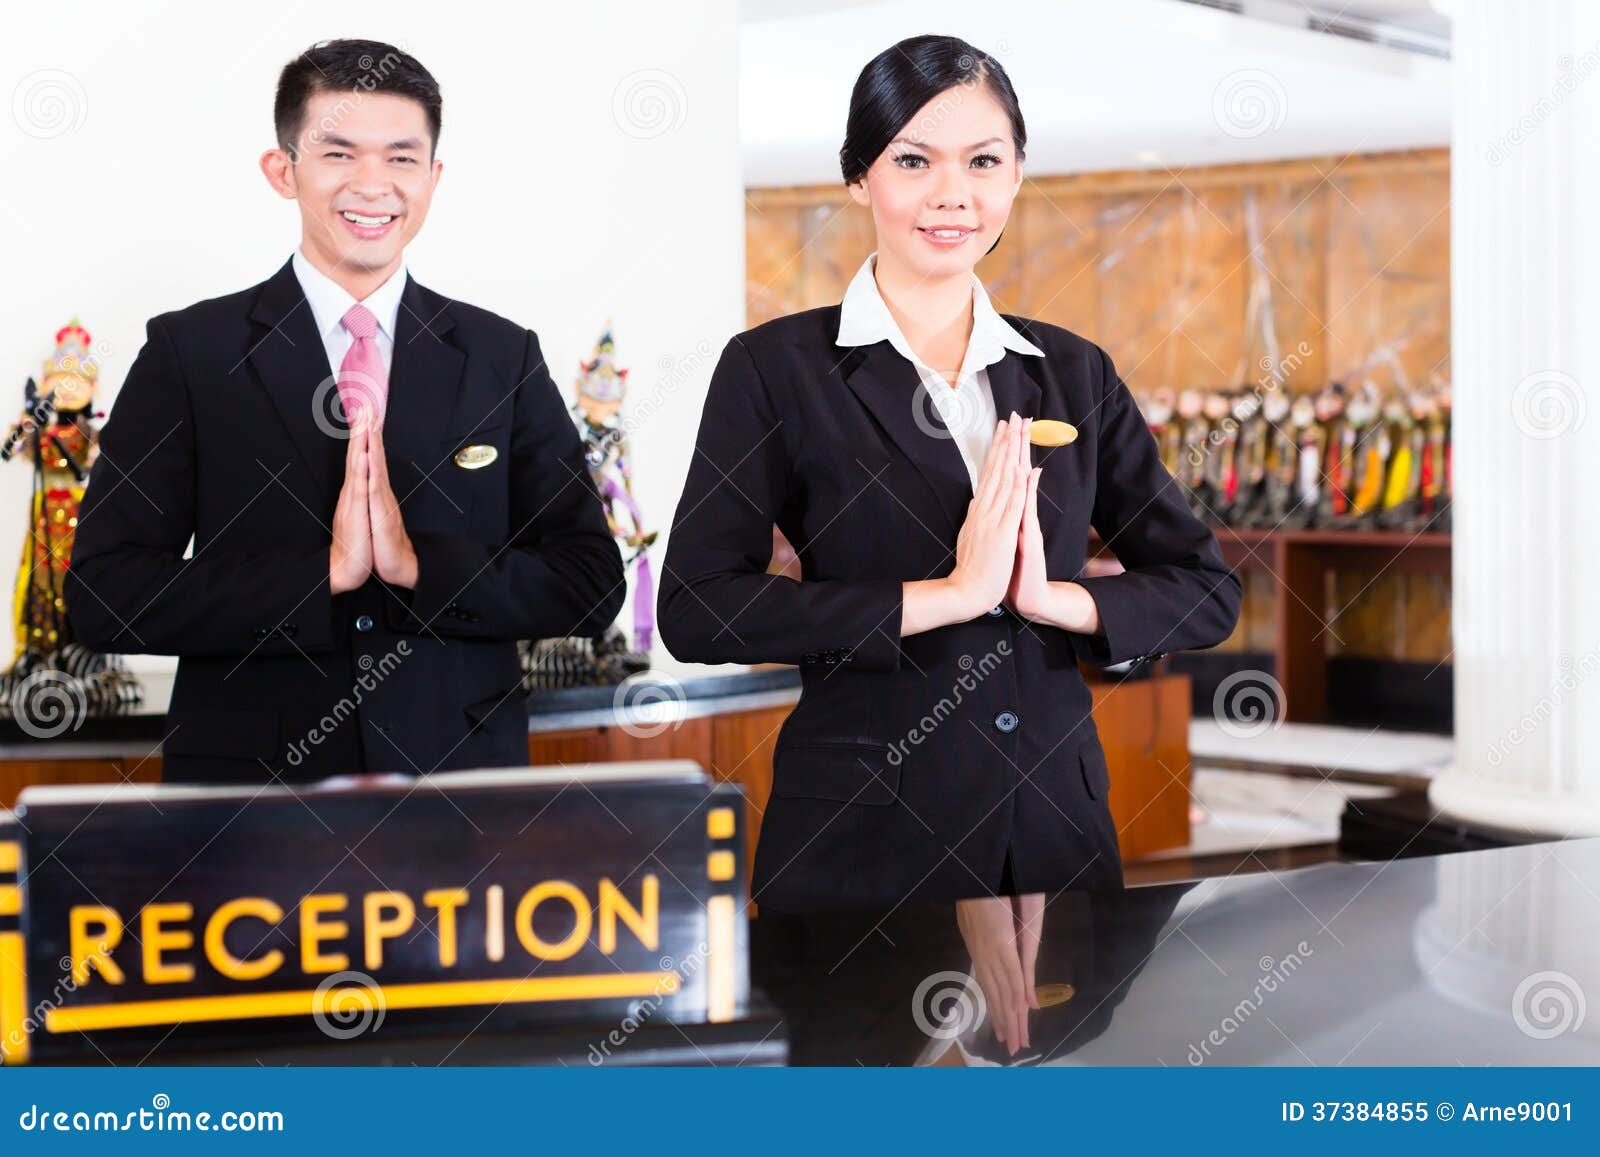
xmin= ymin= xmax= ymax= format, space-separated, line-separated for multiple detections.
xmin=66 ymin=40 xmax=624 ymax=784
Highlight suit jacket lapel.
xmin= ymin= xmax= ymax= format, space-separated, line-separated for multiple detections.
xmin=839 ymin=333 xmax=971 ymax=539
xmin=985 ymin=347 xmax=1043 ymax=438
xmin=246 ymin=258 xmax=344 ymax=511
xmin=837 ymin=313 xmax=1047 ymax=540
xmin=385 ymin=273 xmax=465 ymax=474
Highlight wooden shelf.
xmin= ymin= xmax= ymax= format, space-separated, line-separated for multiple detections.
xmin=1089 ymin=526 xmax=1451 ymax=724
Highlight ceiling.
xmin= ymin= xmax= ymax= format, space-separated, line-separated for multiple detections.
xmin=739 ymin=0 xmax=1450 ymax=187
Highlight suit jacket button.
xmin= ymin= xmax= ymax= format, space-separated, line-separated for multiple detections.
xmin=994 ymin=710 xmax=1019 ymax=734
xmin=355 ymin=614 xmax=375 ymax=632
xmin=987 ymin=605 xmax=1005 ymax=617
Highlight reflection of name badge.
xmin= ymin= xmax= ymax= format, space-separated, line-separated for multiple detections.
xmin=454 ymin=444 xmax=498 ymax=470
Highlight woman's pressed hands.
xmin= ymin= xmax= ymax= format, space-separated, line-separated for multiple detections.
xmin=899 ymin=410 xmax=1103 ymax=638
xmin=1006 ymin=453 xmax=1050 ymax=619
xmin=998 ymin=423 xmax=1105 ymax=639
xmin=947 ymin=412 xmax=1030 ymax=617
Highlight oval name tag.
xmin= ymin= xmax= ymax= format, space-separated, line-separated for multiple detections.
xmin=454 ymin=444 xmax=498 ymax=470
xmin=1028 ymin=419 xmax=1078 ymax=447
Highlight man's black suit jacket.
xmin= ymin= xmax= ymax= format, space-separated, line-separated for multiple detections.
xmin=659 ymin=306 xmax=1242 ymax=912
xmin=66 ymin=258 xmax=624 ymax=784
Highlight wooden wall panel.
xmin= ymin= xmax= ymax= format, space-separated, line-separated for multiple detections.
xmin=1013 ymin=186 xmax=1099 ymax=330
xmin=1326 ymin=164 xmax=1451 ymax=394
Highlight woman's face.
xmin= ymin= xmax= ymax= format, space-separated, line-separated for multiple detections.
xmin=848 ymin=83 xmax=1023 ymax=284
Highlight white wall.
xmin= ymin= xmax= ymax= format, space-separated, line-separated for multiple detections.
xmin=0 ymin=0 xmax=745 ymax=675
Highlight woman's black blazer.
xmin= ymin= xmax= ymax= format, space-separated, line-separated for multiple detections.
xmin=659 ymin=305 xmax=1242 ymax=912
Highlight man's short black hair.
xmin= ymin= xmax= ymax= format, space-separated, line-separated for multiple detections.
xmin=274 ymin=39 xmax=442 ymax=161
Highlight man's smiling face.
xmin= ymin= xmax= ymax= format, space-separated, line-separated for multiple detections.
xmin=263 ymin=89 xmax=442 ymax=285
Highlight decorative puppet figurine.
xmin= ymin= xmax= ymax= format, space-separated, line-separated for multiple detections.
xmin=520 ymin=325 xmax=654 ymax=690
xmin=1342 ymin=382 xmax=1387 ymax=530
xmin=1283 ymin=392 xmax=1323 ymax=530
xmin=0 ymin=319 xmax=142 ymax=729
xmin=1253 ymin=389 xmax=1297 ymax=528
xmin=1198 ymin=389 xmax=1238 ymax=526
xmin=1427 ymin=376 xmax=1452 ymax=533
xmin=1176 ymin=387 xmax=1212 ymax=519
xmin=1145 ymin=388 xmax=1182 ymax=481
xmin=1232 ymin=389 xmax=1272 ymax=528
xmin=1314 ymin=382 xmax=1351 ymax=526
xmin=1376 ymin=393 xmax=1418 ymax=530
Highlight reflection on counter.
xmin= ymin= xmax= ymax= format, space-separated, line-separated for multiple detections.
xmin=754 ymin=838 xmax=1600 ymax=1067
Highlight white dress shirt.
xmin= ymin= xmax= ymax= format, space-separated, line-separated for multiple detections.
xmin=291 ymin=247 xmax=409 ymax=379
xmin=836 ymin=251 xmax=1044 ymax=489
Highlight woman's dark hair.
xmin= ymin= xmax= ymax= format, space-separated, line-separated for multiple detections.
xmin=275 ymin=39 xmax=442 ymax=161
xmin=839 ymin=35 xmax=1026 ymax=186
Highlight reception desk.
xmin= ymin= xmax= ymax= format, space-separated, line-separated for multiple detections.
xmin=0 ymin=661 xmax=1199 ymax=875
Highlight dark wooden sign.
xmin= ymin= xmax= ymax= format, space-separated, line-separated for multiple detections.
xmin=1 ymin=764 xmax=747 ymax=1063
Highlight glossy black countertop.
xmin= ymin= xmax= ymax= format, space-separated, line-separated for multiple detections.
xmin=750 ymin=836 xmax=1600 ymax=1066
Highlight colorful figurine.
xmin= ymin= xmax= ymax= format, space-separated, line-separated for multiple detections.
xmin=0 ymin=319 xmax=142 ymax=727
xmin=521 ymin=325 xmax=654 ymax=690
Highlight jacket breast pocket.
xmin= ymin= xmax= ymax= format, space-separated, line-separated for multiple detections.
xmin=436 ymin=422 xmax=511 ymax=540
xmin=771 ymin=739 xmax=902 ymax=806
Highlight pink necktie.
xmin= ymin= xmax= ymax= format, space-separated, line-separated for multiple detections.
xmin=338 ymin=303 xmax=388 ymax=429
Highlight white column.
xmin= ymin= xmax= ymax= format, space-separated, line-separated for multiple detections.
xmin=1430 ymin=0 xmax=1600 ymax=836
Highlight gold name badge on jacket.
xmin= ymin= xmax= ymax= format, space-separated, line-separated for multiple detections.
xmin=1028 ymin=419 xmax=1077 ymax=447
xmin=454 ymin=444 xmax=498 ymax=469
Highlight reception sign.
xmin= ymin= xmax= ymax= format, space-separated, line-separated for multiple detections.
xmin=0 ymin=763 xmax=747 ymax=1063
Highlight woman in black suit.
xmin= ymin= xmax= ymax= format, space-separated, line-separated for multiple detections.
xmin=660 ymin=35 xmax=1241 ymax=914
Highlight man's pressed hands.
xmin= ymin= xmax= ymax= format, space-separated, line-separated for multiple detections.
xmin=328 ymin=412 xmax=419 ymax=594
xmin=329 ymin=411 xmax=374 ymax=595
xmin=367 ymin=418 xmax=419 ymax=589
